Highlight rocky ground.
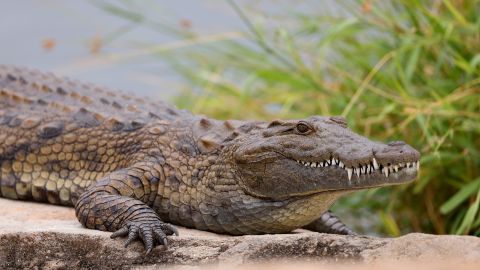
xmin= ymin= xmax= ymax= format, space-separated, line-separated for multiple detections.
xmin=0 ymin=198 xmax=479 ymax=270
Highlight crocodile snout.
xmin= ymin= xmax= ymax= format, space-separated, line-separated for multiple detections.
xmin=374 ymin=140 xmax=420 ymax=165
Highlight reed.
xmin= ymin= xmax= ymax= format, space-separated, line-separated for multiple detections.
xmin=97 ymin=0 xmax=480 ymax=235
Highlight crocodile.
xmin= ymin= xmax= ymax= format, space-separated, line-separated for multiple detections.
xmin=0 ymin=65 xmax=420 ymax=254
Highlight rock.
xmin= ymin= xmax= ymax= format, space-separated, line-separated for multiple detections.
xmin=0 ymin=198 xmax=479 ymax=269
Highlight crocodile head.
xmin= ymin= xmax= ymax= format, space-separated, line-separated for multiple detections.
xmin=233 ymin=116 xmax=420 ymax=200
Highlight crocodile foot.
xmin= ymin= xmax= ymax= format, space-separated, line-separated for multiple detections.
xmin=111 ymin=217 xmax=179 ymax=254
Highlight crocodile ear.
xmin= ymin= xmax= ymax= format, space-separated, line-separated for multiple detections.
xmin=264 ymin=120 xmax=296 ymax=137
xmin=267 ymin=119 xmax=284 ymax=128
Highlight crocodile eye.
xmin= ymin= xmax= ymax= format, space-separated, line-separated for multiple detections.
xmin=295 ymin=122 xmax=312 ymax=134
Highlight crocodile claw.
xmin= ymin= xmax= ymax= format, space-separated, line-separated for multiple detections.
xmin=111 ymin=218 xmax=179 ymax=254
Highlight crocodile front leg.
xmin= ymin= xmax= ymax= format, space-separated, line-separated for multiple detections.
xmin=75 ymin=164 xmax=178 ymax=254
xmin=303 ymin=211 xmax=356 ymax=235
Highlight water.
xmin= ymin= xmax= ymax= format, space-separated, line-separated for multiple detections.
xmin=0 ymin=0 xmax=244 ymax=100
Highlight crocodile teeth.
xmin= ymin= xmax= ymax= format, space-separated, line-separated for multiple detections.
xmin=372 ymin=158 xmax=379 ymax=170
xmin=295 ymin=157 xmax=419 ymax=178
xmin=347 ymin=168 xmax=353 ymax=181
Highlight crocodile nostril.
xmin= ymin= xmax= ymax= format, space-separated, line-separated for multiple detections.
xmin=387 ymin=141 xmax=406 ymax=147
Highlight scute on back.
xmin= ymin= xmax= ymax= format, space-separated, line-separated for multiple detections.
xmin=0 ymin=65 xmax=191 ymax=133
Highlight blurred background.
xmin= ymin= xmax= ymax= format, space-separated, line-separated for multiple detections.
xmin=1 ymin=0 xmax=479 ymax=236
xmin=0 ymin=0 xmax=246 ymax=98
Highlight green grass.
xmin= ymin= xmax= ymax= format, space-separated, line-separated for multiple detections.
xmin=95 ymin=0 xmax=480 ymax=236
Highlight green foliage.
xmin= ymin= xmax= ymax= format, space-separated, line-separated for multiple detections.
xmin=96 ymin=0 xmax=480 ymax=235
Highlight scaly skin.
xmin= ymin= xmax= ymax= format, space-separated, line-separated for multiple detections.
xmin=0 ymin=65 xmax=420 ymax=254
